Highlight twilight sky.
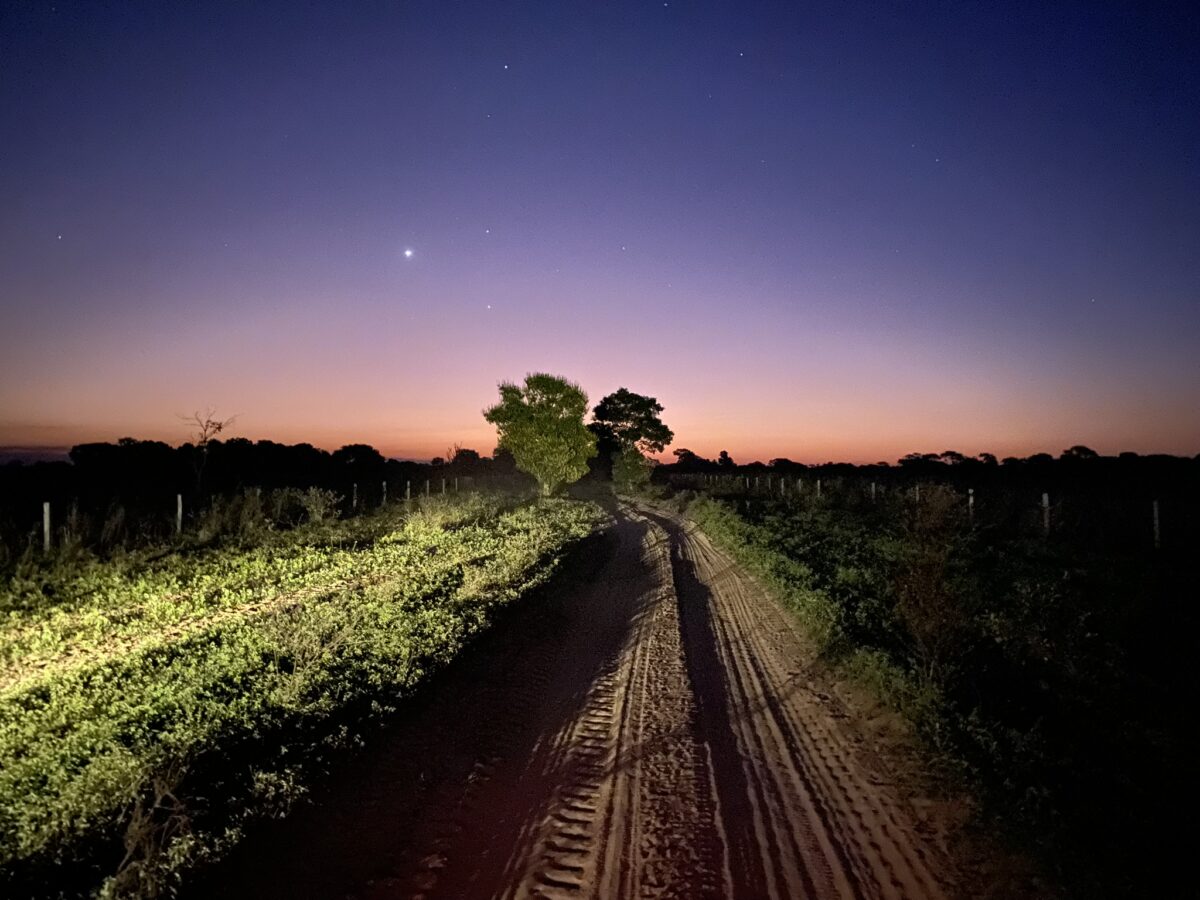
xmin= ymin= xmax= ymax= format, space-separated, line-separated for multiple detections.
xmin=2 ymin=0 xmax=1198 ymax=463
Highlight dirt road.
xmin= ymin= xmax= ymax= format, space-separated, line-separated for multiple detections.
xmin=201 ymin=505 xmax=959 ymax=899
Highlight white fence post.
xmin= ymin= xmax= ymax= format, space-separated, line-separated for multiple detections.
xmin=1153 ymin=499 xmax=1161 ymax=549
xmin=1042 ymin=492 xmax=1050 ymax=537
xmin=968 ymin=487 xmax=975 ymax=525
xmin=176 ymin=493 xmax=183 ymax=534
xmin=382 ymin=480 xmax=387 ymax=505
xmin=43 ymin=501 xmax=51 ymax=554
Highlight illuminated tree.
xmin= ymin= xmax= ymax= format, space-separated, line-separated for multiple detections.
xmin=484 ymin=373 xmax=597 ymax=496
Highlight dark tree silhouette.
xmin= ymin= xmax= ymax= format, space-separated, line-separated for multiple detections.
xmin=332 ymin=444 xmax=385 ymax=471
xmin=591 ymin=388 xmax=674 ymax=453
xmin=182 ymin=408 xmax=236 ymax=491
xmin=448 ymin=447 xmax=482 ymax=472
xmin=717 ymin=450 xmax=735 ymax=468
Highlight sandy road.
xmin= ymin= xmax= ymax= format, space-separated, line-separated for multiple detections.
xmin=200 ymin=504 xmax=957 ymax=899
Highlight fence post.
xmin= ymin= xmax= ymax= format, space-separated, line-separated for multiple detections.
xmin=915 ymin=484 xmax=920 ymax=503
xmin=1153 ymin=499 xmax=1161 ymax=549
xmin=870 ymin=481 xmax=876 ymax=501
xmin=968 ymin=488 xmax=975 ymax=525
xmin=455 ymin=477 xmax=459 ymax=493
xmin=351 ymin=483 xmax=358 ymax=510
xmin=1042 ymin=492 xmax=1050 ymax=537
xmin=425 ymin=479 xmax=430 ymax=497
xmin=442 ymin=478 xmax=446 ymax=495
xmin=816 ymin=479 xmax=822 ymax=499
xmin=43 ymin=501 xmax=51 ymax=554
xmin=382 ymin=480 xmax=387 ymax=505
xmin=406 ymin=480 xmax=411 ymax=502
xmin=176 ymin=493 xmax=183 ymax=534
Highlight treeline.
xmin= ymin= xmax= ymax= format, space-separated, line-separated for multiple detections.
xmin=658 ymin=445 xmax=1198 ymax=497
xmin=659 ymin=446 xmax=1200 ymax=557
xmin=0 ymin=439 xmax=530 ymax=556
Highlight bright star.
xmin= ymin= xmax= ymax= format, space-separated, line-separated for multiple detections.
xmin=404 ymin=248 xmax=414 ymax=259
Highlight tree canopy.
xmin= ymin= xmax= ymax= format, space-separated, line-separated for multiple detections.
xmin=483 ymin=373 xmax=597 ymax=496
xmin=591 ymin=388 xmax=674 ymax=454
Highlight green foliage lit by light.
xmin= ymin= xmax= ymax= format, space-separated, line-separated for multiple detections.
xmin=0 ymin=493 xmax=602 ymax=896
xmin=483 ymin=373 xmax=597 ymax=496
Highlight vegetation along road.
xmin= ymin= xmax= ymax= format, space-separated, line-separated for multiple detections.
xmin=203 ymin=503 xmax=961 ymax=899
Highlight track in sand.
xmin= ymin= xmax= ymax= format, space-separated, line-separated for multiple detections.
xmin=199 ymin=504 xmax=958 ymax=899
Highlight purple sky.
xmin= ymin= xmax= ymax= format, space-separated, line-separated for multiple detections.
xmin=2 ymin=1 xmax=1198 ymax=463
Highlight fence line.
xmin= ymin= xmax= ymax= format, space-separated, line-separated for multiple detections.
xmin=668 ymin=472 xmax=1172 ymax=549
xmin=25 ymin=475 xmax=499 ymax=554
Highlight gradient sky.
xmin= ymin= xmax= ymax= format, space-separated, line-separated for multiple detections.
xmin=2 ymin=1 xmax=1198 ymax=463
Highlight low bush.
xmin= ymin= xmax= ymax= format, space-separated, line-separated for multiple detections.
xmin=0 ymin=494 xmax=602 ymax=898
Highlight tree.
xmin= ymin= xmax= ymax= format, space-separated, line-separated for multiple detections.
xmin=331 ymin=443 xmax=385 ymax=471
xmin=181 ymin=408 xmax=236 ymax=492
xmin=483 ymin=373 xmax=597 ymax=496
xmin=591 ymin=388 xmax=674 ymax=454
xmin=717 ymin=450 xmax=735 ymax=468
xmin=612 ymin=445 xmax=652 ymax=493
xmin=446 ymin=447 xmax=482 ymax=474
xmin=1061 ymin=445 xmax=1099 ymax=460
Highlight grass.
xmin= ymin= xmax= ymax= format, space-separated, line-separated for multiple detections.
xmin=0 ymin=492 xmax=603 ymax=898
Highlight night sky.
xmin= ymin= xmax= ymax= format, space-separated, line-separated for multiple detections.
xmin=2 ymin=1 xmax=1198 ymax=462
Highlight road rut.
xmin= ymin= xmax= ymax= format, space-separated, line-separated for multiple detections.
xmin=200 ymin=504 xmax=957 ymax=899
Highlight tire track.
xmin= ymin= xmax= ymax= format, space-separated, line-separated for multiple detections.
xmin=513 ymin=510 xmax=728 ymax=900
xmin=196 ymin=505 xmax=961 ymax=900
xmin=647 ymin=505 xmax=955 ymax=900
